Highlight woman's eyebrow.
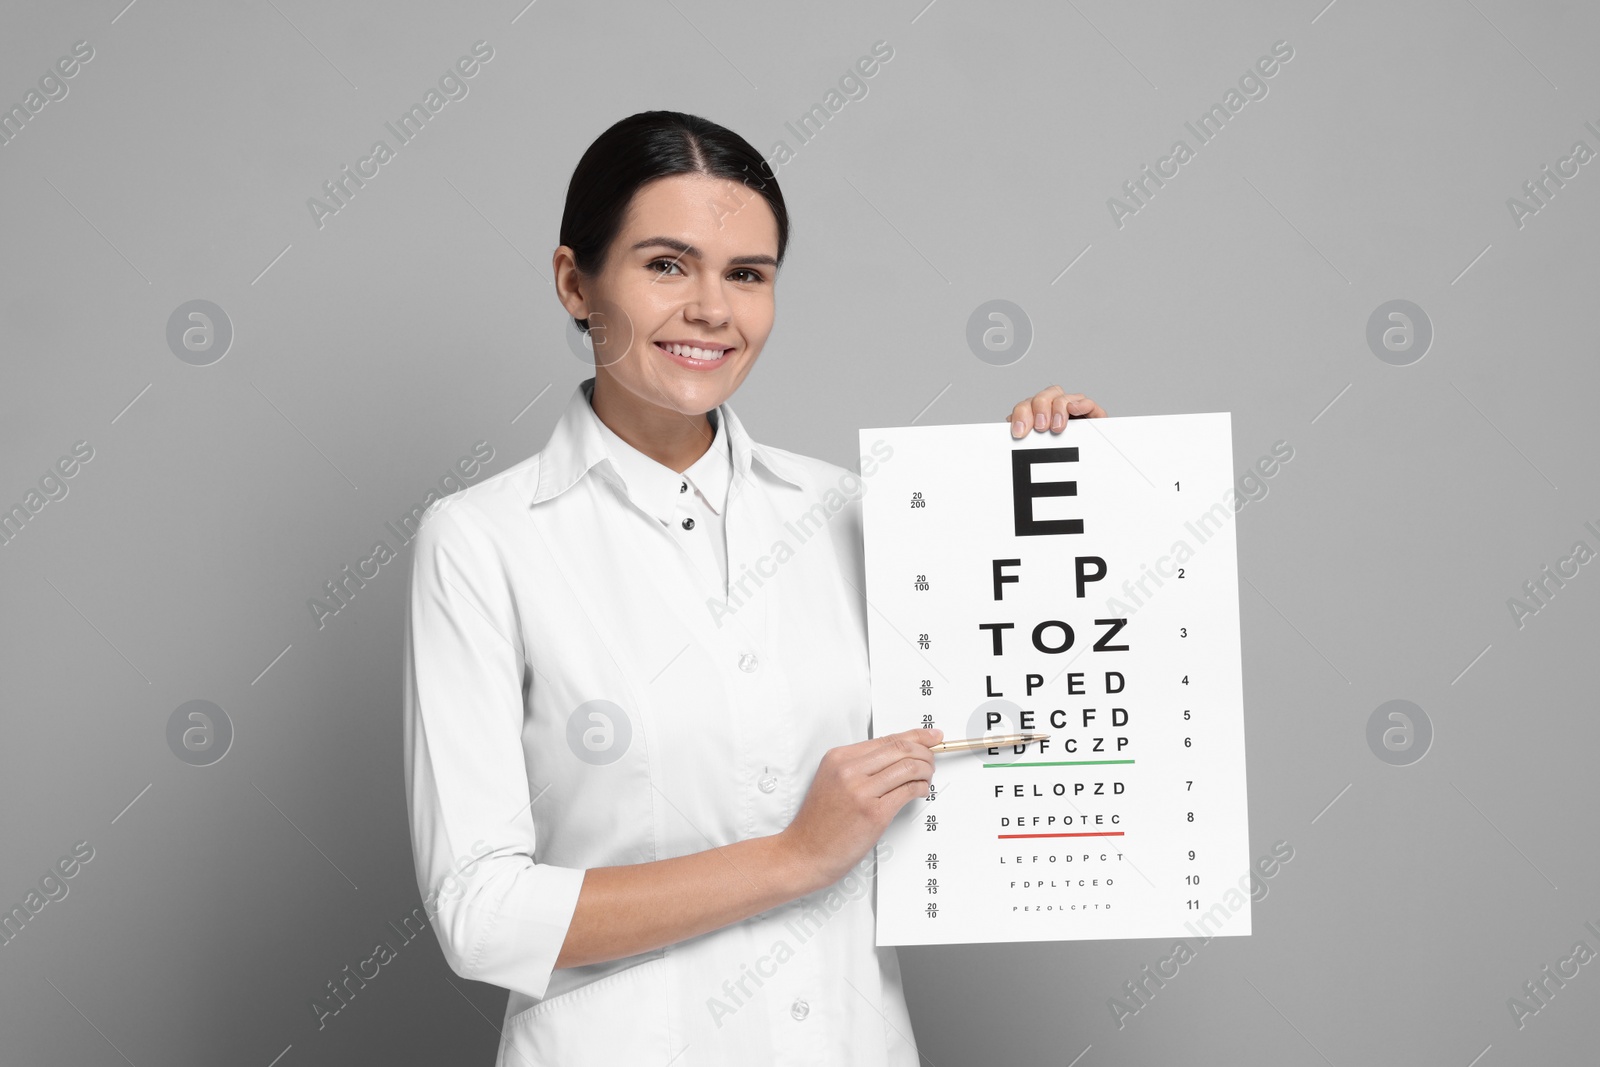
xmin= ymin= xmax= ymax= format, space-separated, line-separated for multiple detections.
xmin=630 ymin=236 xmax=778 ymax=268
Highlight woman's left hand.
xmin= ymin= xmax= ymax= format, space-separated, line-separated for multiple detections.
xmin=1008 ymin=386 xmax=1107 ymax=438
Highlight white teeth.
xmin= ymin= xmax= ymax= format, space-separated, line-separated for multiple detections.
xmin=661 ymin=342 xmax=726 ymax=361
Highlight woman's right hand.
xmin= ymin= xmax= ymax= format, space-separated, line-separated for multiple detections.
xmin=780 ymin=727 xmax=943 ymax=891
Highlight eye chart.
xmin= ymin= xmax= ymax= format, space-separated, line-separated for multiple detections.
xmin=860 ymin=413 xmax=1250 ymax=947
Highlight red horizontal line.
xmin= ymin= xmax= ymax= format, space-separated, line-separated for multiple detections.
xmin=997 ymin=831 xmax=1125 ymax=839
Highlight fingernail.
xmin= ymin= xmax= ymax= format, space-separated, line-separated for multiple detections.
xmin=1035 ymin=412 xmax=1048 ymax=430
xmin=1052 ymin=412 xmax=1064 ymax=430
xmin=1012 ymin=418 xmax=1025 ymax=437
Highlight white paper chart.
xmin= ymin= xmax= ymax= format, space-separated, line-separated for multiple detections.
xmin=860 ymin=413 xmax=1250 ymax=947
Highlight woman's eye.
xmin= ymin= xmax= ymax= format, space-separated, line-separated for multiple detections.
xmin=730 ymin=268 xmax=765 ymax=284
xmin=648 ymin=258 xmax=683 ymax=275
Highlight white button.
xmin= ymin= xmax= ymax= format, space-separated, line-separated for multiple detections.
xmin=758 ymin=774 xmax=777 ymax=793
xmin=790 ymin=998 xmax=809 ymax=1020
xmin=739 ymin=653 xmax=759 ymax=672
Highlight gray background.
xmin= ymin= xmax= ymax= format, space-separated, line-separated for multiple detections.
xmin=2 ymin=0 xmax=1596 ymax=1063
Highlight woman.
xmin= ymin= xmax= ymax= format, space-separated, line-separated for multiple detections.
xmin=402 ymin=110 xmax=1106 ymax=1065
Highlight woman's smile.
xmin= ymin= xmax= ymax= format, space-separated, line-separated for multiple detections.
xmin=653 ymin=339 xmax=734 ymax=369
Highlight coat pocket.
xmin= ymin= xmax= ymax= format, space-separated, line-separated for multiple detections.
xmin=497 ymin=954 xmax=674 ymax=1067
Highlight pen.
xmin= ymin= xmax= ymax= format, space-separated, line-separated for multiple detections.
xmin=927 ymin=732 xmax=1052 ymax=754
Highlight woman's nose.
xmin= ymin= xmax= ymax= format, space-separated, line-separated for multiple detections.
xmin=685 ymin=279 xmax=730 ymax=326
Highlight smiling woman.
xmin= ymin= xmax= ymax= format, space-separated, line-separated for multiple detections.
xmin=551 ymin=112 xmax=790 ymax=472
xmin=402 ymin=109 xmax=1103 ymax=1066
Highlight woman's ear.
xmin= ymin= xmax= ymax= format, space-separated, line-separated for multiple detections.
xmin=552 ymin=245 xmax=590 ymax=323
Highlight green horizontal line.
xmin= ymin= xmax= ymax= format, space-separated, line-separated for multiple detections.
xmin=982 ymin=759 xmax=1136 ymax=768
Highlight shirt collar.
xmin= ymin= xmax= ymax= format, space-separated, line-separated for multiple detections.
xmin=531 ymin=376 xmax=807 ymax=510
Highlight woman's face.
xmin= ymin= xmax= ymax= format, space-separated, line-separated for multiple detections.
xmin=555 ymin=172 xmax=780 ymax=425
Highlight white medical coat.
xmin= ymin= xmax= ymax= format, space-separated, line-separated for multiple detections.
xmin=403 ymin=375 xmax=918 ymax=1065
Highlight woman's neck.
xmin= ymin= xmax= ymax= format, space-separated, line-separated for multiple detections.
xmin=590 ymin=375 xmax=716 ymax=474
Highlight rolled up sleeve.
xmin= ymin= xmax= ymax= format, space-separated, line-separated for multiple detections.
xmin=402 ymin=495 xmax=587 ymax=1000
